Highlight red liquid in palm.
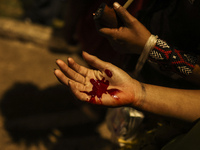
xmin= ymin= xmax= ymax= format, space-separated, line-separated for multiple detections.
xmin=82 ymin=69 xmax=120 ymax=104
xmin=105 ymin=69 xmax=112 ymax=78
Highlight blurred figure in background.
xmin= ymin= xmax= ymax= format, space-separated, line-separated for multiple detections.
xmin=21 ymin=0 xmax=61 ymax=25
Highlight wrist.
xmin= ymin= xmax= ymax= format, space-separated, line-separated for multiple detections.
xmin=134 ymin=35 xmax=158 ymax=77
xmin=130 ymin=81 xmax=146 ymax=108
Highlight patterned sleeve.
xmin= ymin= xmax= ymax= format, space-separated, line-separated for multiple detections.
xmin=148 ymin=39 xmax=198 ymax=77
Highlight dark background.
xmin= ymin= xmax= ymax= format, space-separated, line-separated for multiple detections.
xmin=0 ymin=0 xmax=113 ymax=149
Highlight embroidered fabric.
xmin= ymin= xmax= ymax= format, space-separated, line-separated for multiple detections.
xmin=148 ymin=39 xmax=198 ymax=77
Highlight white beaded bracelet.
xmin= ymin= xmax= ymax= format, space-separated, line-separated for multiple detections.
xmin=133 ymin=35 xmax=158 ymax=78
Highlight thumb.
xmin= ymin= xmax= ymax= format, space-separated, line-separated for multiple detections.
xmin=82 ymin=51 xmax=109 ymax=71
xmin=113 ymin=2 xmax=137 ymax=27
xmin=98 ymin=27 xmax=119 ymax=39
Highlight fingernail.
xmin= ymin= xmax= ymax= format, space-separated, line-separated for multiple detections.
xmin=68 ymin=57 xmax=72 ymax=62
xmin=113 ymin=2 xmax=121 ymax=9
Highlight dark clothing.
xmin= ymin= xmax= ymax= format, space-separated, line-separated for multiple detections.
xmin=139 ymin=0 xmax=200 ymax=54
xmin=24 ymin=0 xmax=61 ymax=25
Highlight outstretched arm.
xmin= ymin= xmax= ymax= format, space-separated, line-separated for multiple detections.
xmin=141 ymin=84 xmax=200 ymax=122
xmin=54 ymin=51 xmax=142 ymax=106
xmin=54 ymin=52 xmax=200 ymax=122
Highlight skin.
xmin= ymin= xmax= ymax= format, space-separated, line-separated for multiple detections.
xmin=95 ymin=2 xmax=151 ymax=54
xmin=96 ymin=2 xmax=200 ymax=85
xmin=54 ymin=52 xmax=200 ymax=122
xmin=54 ymin=51 xmax=142 ymax=107
xmin=54 ymin=2 xmax=200 ymax=124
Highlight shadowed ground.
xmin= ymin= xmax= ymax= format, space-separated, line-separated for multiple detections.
xmin=0 ymin=1 xmax=196 ymax=150
xmin=0 ymin=12 xmax=112 ymax=150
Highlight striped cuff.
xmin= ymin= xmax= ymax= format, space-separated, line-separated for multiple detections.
xmin=149 ymin=39 xmax=198 ymax=77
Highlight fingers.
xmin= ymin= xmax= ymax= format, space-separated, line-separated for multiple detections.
xmin=82 ymin=51 xmax=109 ymax=71
xmin=55 ymin=59 xmax=90 ymax=102
xmin=99 ymin=27 xmax=120 ymax=39
xmin=54 ymin=69 xmax=70 ymax=86
xmin=67 ymin=57 xmax=89 ymax=77
xmin=56 ymin=59 xmax=86 ymax=84
xmin=113 ymin=2 xmax=137 ymax=28
xmin=68 ymin=80 xmax=89 ymax=101
xmin=54 ymin=68 xmax=89 ymax=101
xmin=97 ymin=2 xmax=138 ymax=39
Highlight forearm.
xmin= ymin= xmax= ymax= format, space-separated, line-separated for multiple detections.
xmin=136 ymin=83 xmax=200 ymax=122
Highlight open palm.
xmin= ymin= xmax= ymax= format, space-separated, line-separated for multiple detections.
xmin=54 ymin=51 xmax=141 ymax=107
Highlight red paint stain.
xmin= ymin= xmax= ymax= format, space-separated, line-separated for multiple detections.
xmin=107 ymin=89 xmax=120 ymax=100
xmin=82 ymin=77 xmax=120 ymax=104
xmin=105 ymin=69 xmax=113 ymax=78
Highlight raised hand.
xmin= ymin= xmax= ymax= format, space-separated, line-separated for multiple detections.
xmin=54 ymin=51 xmax=142 ymax=107
xmin=95 ymin=2 xmax=151 ymax=54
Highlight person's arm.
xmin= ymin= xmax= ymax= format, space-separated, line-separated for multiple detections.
xmin=95 ymin=2 xmax=151 ymax=54
xmin=140 ymin=83 xmax=200 ymax=122
xmin=96 ymin=2 xmax=200 ymax=83
xmin=54 ymin=51 xmax=200 ymax=122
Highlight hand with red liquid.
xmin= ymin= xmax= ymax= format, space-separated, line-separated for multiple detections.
xmin=54 ymin=51 xmax=142 ymax=107
xmin=95 ymin=2 xmax=151 ymax=54
xmin=54 ymin=51 xmax=200 ymax=122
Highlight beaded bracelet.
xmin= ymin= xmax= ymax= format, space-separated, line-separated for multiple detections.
xmin=134 ymin=35 xmax=158 ymax=77
xmin=148 ymin=39 xmax=198 ymax=77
